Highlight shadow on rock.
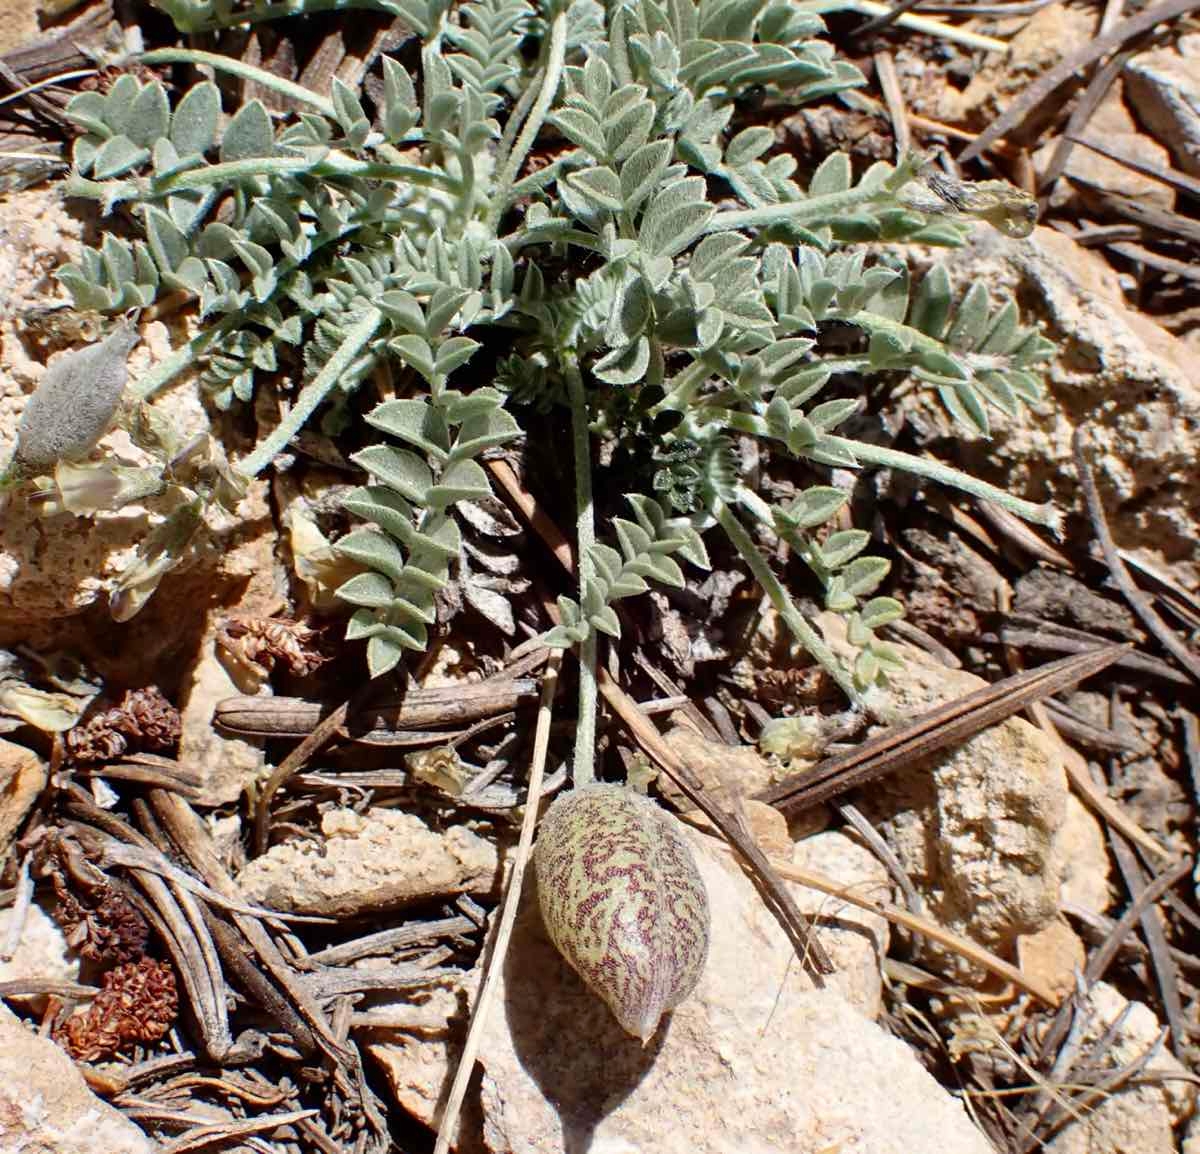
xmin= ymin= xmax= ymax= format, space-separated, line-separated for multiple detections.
xmin=500 ymin=872 xmax=667 ymax=1154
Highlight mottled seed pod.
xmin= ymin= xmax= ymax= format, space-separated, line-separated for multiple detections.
xmin=14 ymin=322 xmax=140 ymax=472
xmin=534 ymin=783 xmax=710 ymax=1042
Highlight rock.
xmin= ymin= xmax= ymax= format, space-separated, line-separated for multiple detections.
xmin=914 ymin=226 xmax=1200 ymax=588
xmin=0 ymin=0 xmax=40 ymax=70
xmin=818 ymin=618 xmax=1068 ymax=981
xmin=1017 ymin=917 xmax=1085 ymax=1001
xmin=0 ymin=737 xmax=46 ymax=857
xmin=472 ymin=830 xmax=980 ymax=1154
xmin=237 ymin=808 xmax=501 ymax=917
xmin=0 ymin=902 xmax=78 ymax=995
xmin=370 ymin=825 xmax=992 ymax=1154
xmin=1056 ymin=794 xmax=1112 ymax=915
xmin=1046 ymin=982 xmax=1195 ymax=1154
xmin=179 ymin=631 xmax=267 ymax=807
xmin=1127 ymin=37 xmax=1200 ymax=176
xmin=661 ymin=725 xmax=788 ymax=810
xmin=1035 ymin=83 xmax=1176 ymax=210
xmin=937 ymin=4 xmax=1096 ymax=131
xmin=0 ymin=1003 xmax=154 ymax=1154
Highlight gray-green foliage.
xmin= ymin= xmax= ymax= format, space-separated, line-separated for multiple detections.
xmin=53 ymin=0 xmax=1057 ymax=689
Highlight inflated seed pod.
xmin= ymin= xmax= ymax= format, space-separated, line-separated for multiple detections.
xmin=14 ymin=321 xmax=140 ymax=472
xmin=534 ymin=783 xmax=710 ymax=1042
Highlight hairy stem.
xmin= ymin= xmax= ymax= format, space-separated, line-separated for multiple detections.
xmin=238 ymin=307 xmax=382 ymax=478
xmin=488 ymin=5 xmax=567 ymax=231
xmin=716 ymin=500 xmax=864 ymax=708
xmin=564 ymin=355 xmax=598 ymax=787
xmin=140 ymin=49 xmax=337 ymax=117
xmin=827 ymin=436 xmax=1062 ymax=532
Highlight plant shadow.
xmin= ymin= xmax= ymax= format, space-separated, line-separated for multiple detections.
xmin=501 ymin=871 xmax=667 ymax=1154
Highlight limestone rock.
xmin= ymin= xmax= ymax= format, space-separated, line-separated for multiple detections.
xmin=472 ymin=831 xmax=978 ymax=1154
xmin=825 ymin=619 xmax=1069 ymax=980
xmin=1128 ymin=37 xmax=1200 ymax=176
xmin=237 ymin=808 xmax=500 ymax=917
xmin=1046 ymin=982 xmax=1195 ymax=1154
xmin=1035 ymin=83 xmax=1176 ymax=210
xmin=0 ymin=1003 xmax=153 ymax=1153
xmin=0 ymin=902 xmax=78 ymax=994
xmin=1057 ymin=794 xmax=1112 ymax=915
xmin=661 ymin=725 xmax=787 ymax=810
xmin=0 ymin=737 xmax=46 ymax=857
xmin=914 ymin=226 xmax=1200 ymax=587
xmin=370 ymin=826 xmax=993 ymax=1154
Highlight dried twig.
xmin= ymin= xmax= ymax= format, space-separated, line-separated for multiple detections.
xmin=960 ymin=0 xmax=1200 ymax=162
xmin=432 ymin=649 xmax=562 ymax=1154
xmin=757 ymin=646 xmax=1129 ymax=814
xmin=1074 ymin=428 xmax=1200 ymax=685
xmin=1108 ymin=831 xmax=1188 ymax=1059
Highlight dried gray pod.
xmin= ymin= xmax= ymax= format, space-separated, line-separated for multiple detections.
xmin=14 ymin=321 xmax=140 ymax=472
xmin=534 ymin=782 xmax=710 ymax=1042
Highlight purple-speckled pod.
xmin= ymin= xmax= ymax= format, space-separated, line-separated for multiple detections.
xmin=534 ymin=783 xmax=710 ymax=1042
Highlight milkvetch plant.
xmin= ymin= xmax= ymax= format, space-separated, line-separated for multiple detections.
xmin=21 ymin=0 xmax=1061 ymax=1033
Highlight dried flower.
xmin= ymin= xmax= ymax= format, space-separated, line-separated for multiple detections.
xmin=216 ymin=616 xmax=326 ymax=679
xmin=52 ymin=873 xmax=149 ymax=964
xmin=66 ymin=686 xmax=181 ymax=762
xmin=56 ymin=958 xmax=178 ymax=1061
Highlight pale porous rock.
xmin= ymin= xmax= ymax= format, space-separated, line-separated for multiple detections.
xmin=1057 ymin=794 xmax=1112 ymax=915
xmin=1046 ymin=982 xmax=1195 ymax=1154
xmin=178 ymin=473 xmax=281 ymax=806
xmin=371 ymin=825 xmax=992 ymax=1154
xmin=0 ymin=1003 xmax=153 ymax=1154
xmin=237 ymin=808 xmax=500 ymax=917
xmin=1127 ymin=36 xmax=1200 ymax=177
xmin=819 ymin=618 xmax=1068 ymax=980
xmin=0 ymin=902 xmax=78 ymax=993
xmin=916 ymin=225 xmax=1200 ymax=588
xmin=0 ymin=737 xmax=46 ymax=857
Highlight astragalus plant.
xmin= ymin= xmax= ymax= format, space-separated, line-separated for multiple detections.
xmin=27 ymin=0 xmax=1061 ymax=1031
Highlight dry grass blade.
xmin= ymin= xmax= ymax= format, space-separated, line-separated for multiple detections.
xmin=253 ymin=696 xmax=351 ymax=856
xmin=158 ymin=1109 xmax=319 ymax=1154
xmin=1037 ymin=854 xmax=1193 ymax=1064
xmin=1066 ymin=134 xmax=1200 ymax=200
xmin=75 ymin=754 xmax=203 ymax=796
xmin=757 ymin=645 xmax=1129 ymax=814
xmin=432 ymin=649 xmax=562 ymax=1154
xmin=1079 ymin=187 xmax=1200 ymax=246
xmin=707 ymin=839 xmax=1058 ymax=1004
xmin=995 ymin=617 xmax=1188 ymax=684
xmin=959 ymin=0 xmax=1200 ymax=163
xmin=1108 ymin=832 xmax=1188 ymax=1058
xmin=1038 ymin=46 xmax=1138 ymax=199
xmin=874 ymin=50 xmax=911 ymax=159
xmin=1075 ymin=428 xmax=1200 ymax=685
xmin=974 ymin=498 xmax=1073 ymax=568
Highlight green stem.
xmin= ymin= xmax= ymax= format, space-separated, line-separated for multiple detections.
xmin=140 ymin=49 xmax=338 ymax=117
xmin=487 ymin=6 xmax=567 ymax=231
xmin=493 ymin=63 xmax=545 ymax=184
xmin=238 ymin=307 xmax=382 ymax=478
xmin=825 ymin=436 xmax=1063 ymax=532
xmin=564 ymin=355 xmax=597 ymax=788
xmin=704 ymin=160 xmax=916 ymax=236
xmin=697 ymin=406 xmax=1061 ymax=532
xmin=716 ymin=500 xmax=863 ymax=707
